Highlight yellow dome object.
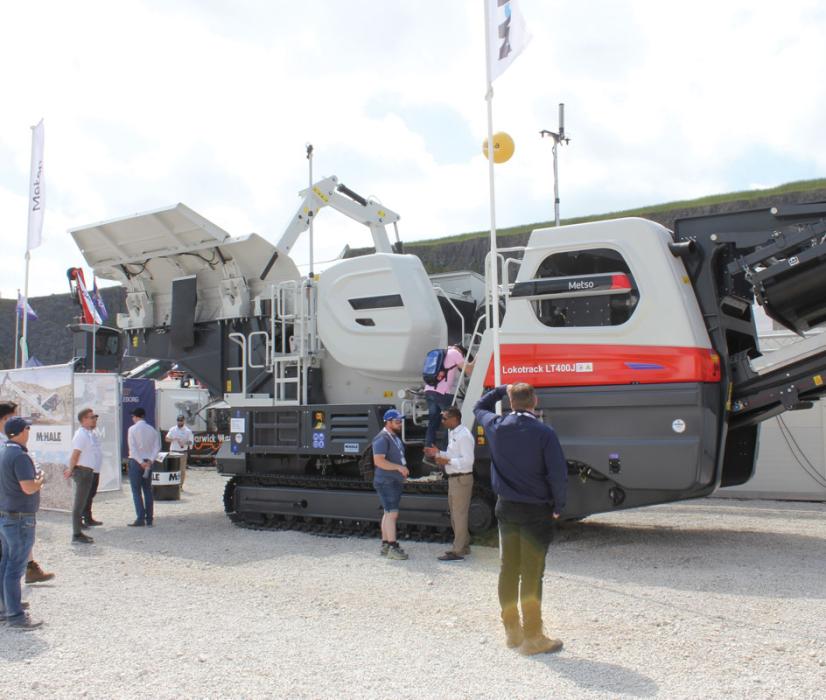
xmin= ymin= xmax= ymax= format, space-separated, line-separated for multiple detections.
xmin=482 ymin=132 xmax=515 ymax=163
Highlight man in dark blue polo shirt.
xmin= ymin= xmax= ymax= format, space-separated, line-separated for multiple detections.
xmin=474 ymin=383 xmax=567 ymax=655
xmin=0 ymin=417 xmax=45 ymax=630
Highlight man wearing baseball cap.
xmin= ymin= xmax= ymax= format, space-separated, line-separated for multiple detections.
xmin=0 ymin=402 xmax=54 ymax=584
xmin=0 ymin=417 xmax=45 ymax=630
xmin=371 ymin=409 xmax=409 ymax=560
xmin=165 ymin=415 xmax=194 ymax=489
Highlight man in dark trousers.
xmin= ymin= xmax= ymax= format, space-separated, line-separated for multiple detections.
xmin=474 ymin=383 xmax=567 ymax=655
xmin=65 ymin=408 xmax=102 ymax=544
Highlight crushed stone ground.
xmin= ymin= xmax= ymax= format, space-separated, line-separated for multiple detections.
xmin=2 ymin=468 xmax=824 ymax=699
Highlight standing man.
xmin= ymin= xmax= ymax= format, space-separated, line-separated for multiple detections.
xmin=0 ymin=401 xmax=54 ymax=584
xmin=64 ymin=408 xmax=101 ymax=544
xmin=0 ymin=417 xmax=44 ymax=630
xmin=165 ymin=414 xmax=194 ymax=488
xmin=424 ymin=406 xmax=475 ymax=562
xmin=127 ymin=407 xmax=160 ymax=527
xmin=474 ymin=383 xmax=567 ymax=656
xmin=371 ymin=409 xmax=409 ymax=561
xmin=424 ymin=345 xmax=472 ymax=451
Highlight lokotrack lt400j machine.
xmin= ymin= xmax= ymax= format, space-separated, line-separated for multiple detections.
xmin=71 ymin=181 xmax=826 ymax=537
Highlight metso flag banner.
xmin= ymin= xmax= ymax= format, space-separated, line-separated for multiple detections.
xmin=27 ymin=119 xmax=45 ymax=250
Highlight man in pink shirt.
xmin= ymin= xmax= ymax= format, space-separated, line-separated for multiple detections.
xmin=424 ymin=345 xmax=472 ymax=450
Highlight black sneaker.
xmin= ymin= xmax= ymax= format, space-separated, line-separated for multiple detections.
xmin=146 ymin=521 xmax=153 ymax=527
xmin=83 ymin=518 xmax=103 ymax=526
xmin=127 ymin=520 xmax=145 ymax=527
xmin=8 ymin=614 xmax=43 ymax=631
xmin=72 ymin=533 xmax=94 ymax=544
xmin=438 ymin=551 xmax=465 ymax=561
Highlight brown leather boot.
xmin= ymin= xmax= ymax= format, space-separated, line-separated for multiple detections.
xmin=520 ymin=600 xmax=562 ymax=655
xmin=501 ymin=607 xmax=523 ymax=649
xmin=25 ymin=560 xmax=55 ymax=584
xmin=520 ymin=633 xmax=563 ymax=655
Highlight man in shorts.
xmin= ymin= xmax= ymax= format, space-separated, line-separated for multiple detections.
xmin=371 ymin=409 xmax=410 ymax=560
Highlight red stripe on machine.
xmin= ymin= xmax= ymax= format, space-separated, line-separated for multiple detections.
xmin=483 ymin=344 xmax=721 ymax=387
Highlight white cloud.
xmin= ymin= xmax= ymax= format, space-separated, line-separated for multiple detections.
xmin=1 ymin=0 xmax=823 ymax=301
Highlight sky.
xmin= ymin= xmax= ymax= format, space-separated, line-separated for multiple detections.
xmin=1 ymin=0 xmax=825 ymax=301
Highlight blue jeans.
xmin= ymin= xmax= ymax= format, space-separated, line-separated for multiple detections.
xmin=128 ymin=459 xmax=154 ymax=523
xmin=0 ymin=513 xmax=37 ymax=620
xmin=373 ymin=476 xmax=404 ymax=513
xmin=425 ymin=390 xmax=454 ymax=448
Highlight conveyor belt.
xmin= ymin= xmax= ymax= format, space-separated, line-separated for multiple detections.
xmin=730 ymin=337 xmax=826 ymax=428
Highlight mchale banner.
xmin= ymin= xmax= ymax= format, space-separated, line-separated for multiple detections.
xmin=0 ymin=363 xmax=74 ymax=511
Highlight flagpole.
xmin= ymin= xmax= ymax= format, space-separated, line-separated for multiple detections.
xmin=20 ymin=252 xmax=31 ymax=367
xmin=14 ymin=289 xmax=21 ymax=368
xmin=92 ymin=317 xmax=97 ymax=373
xmin=483 ymin=0 xmax=503 ymax=394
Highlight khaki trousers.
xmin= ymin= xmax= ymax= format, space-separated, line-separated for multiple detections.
xmin=447 ymin=473 xmax=474 ymax=554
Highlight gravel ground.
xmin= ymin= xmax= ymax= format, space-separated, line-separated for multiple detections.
xmin=2 ymin=468 xmax=825 ymax=699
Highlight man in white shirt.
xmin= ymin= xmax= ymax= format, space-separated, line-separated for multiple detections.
xmin=65 ymin=408 xmax=103 ymax=544
xmin=165 ymin=415 xmax=194 ymax=488
xmin=126 ymin=407 xmax=161 ymax=527
xmin=424 ymin=406 xmax=475 ymax=561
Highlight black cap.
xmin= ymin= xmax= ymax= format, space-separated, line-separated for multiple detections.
xmin=5 ymin=417 xmax=31 ymax=438
xmin=131 ymin=407 xmax=146 ymax=418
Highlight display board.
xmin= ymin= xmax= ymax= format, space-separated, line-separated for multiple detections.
xmin=121 ymin=378 xmax=156 ymax=458
xmin=0 ymin=363 xmax=74 ymax=510
xmin=73 ymin=372 xmax=122 ymax=492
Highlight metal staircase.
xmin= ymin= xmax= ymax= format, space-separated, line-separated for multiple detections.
xmin=225 ymin=279 xmax=320 ymax=406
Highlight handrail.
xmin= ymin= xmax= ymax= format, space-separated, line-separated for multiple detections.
xmin=432 ymin=285 xmax=466 ymax=346
xmin=247 ymin=331 xmax=272 ymax=371
xmin=451 ymin=312 xmax=487 ymax=407
xmin=227 ymin=332 xmax=247 ymax=397
xmin=399 ymin=398 xmax=425 ymax=445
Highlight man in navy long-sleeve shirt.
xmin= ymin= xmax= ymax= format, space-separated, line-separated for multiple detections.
xmin=474 ymin=383 xmax=567 ymax=655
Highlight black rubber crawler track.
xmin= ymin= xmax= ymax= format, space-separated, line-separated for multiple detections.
xmin=223 ymin=474 xmax=495 ymax=542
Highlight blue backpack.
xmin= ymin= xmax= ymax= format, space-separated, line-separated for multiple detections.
xmin=422 ymin=348 xmax=453 ymax=387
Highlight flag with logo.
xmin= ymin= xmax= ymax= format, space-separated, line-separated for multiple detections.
xmin=16 ymin=292 xmax=38 ymax=321
xmin=486 ymin=0 xmax=532 ymax=82
xmin=27 ymin=119 xmax=45 ymax=251
xmin=91 ymin=277 xmax=109 ymax=322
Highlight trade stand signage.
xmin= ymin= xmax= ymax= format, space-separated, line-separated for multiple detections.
xmin=121 ymin=378 xmax=157 ymax=457
xmin=74 ymin=372 xmax=121 ymax=492
xmin=0 ymin=363 xmax=74 ymax=510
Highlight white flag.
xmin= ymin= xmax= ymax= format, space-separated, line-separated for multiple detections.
xmin=27 ymin=119 xmax=45 ymax=250
xmin=486 ymin=0 xmax=532 ymax=83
